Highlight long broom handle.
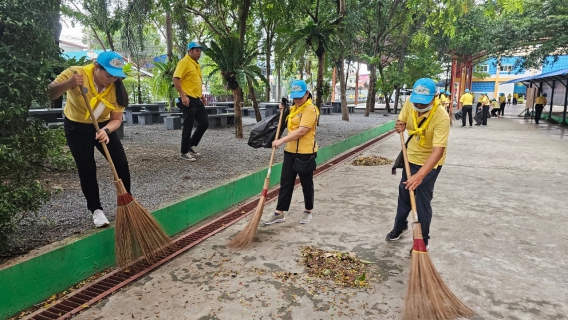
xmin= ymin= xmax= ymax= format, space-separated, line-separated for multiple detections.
xmin=399 ymin=132 xmax=419 ymax=224
xmin=263 ymin=103 xmax=286 ymax=188
xmin=75 ymin=72 xmax=121 ymax=182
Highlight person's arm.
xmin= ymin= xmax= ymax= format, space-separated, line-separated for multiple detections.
xmin=172 ymin=77 xmax=188 ymax=106
xmin=96 ymin=111 xmax=123 ymax=144
xmin=403 ymin=147 xmax=445 ymax=191
xmin=48 ymin=73 xmax=83 ymax=100
xmin=273 ymin=126 xmax=310 ymax=147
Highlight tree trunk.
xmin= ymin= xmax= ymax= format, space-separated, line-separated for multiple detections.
xmin=355 ymin=62 xmax=360 ymax=105
xmin=338 ymin=60 xmax=349 ymax=121
xmin=166 ymin=10 xmax=173 ymax=62
xmin=315 ymin=50 xmax=325 ymax=110
xmin=393 ymin=36 xmax=408 ymax=114
xmin=234 ymin=87 xmax=243 ymax=138
xmin=265 ymin=37 xmax=272 ymax=101
xmin=277 ymin=65 xmax=281 ymax=100
xmin=365 ymin=64 xmax=377 ymax=117
xmin=238 ymin=0 xmax=251 ymax=42
xmin=105 ymin=31 xmax=115 ymax=51
xmin=378 ymin=64 xmax=387 ymax=113
xmin=247 ymin=77 xmax=262 ymax=122
xmin=137 ymin=70 xmax=142 ymax=103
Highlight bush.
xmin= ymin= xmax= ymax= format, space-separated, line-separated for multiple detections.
xmin=0 ymin=0 xmax=73 ymax=251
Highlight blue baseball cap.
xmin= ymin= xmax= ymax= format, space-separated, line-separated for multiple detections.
xmin=465 ymin=89 xmax=470 ymax=93
xmin=96 ymin=51 xmax=126 ymax=78
xmin=188 ymin=41 xmax=205 ymax=50
xmin=409 ymin=78 xmax=436 ymax=105
xmin=289 ymin=80 xmax=308 ymax=99
xmin=439 ymin=89 xmax=445 ymax=94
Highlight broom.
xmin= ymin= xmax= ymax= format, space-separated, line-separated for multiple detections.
xmin=228 ymin=98 xmax=288 ymax=249
xmin=399 ymin=132 xmax=475 ymax=320
xmin=77 ymin=77 xmax=170 ymax=268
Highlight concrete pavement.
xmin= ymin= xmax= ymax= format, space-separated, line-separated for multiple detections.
xmin=74 ymin=116 xmax=568 ymax=320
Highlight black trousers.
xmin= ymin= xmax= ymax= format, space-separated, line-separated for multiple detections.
xmin=535 ymin=104 xmax=544 ymax=123
xmin=462 ymin=105 xmax=473 ymax=126
xmin=491 ymin=108 xmax=500 ymax=117
xmin=276 ymin=151 xmax=316 ymax=212
xmin=513 ymin=98 xmax=517 ymax=105
xmin=179 ymin=97 xmax=209 ymax=154
xmin=393 ymin=163 xmax=442 ymax=246
xmin=64 ymin=118 xmax=131 ymax=213
xmin=482 ymin=106 xmax=490 ymax=125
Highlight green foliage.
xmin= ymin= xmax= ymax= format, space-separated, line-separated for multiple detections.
xmin=0 ymin=0 xmax=72 ymax=250
xmin=150 ymin=59 xmax=179 ymax=106
xmin=205 ymin=36 xmax=267 ymax=91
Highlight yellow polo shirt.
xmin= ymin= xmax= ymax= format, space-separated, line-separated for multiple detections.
xmin=284 ymin=100 xmax=319 ymax=154
xmin=459 ymin=93 xmax=474 ymax=105
xmin=535 ymin=96 xmax=547 ymax=105
xmin=173 ymin=54 xmax=203 ymax=98
xmin=499 ymin=96 xmax=506 ymax=103
xmin=399 ymin=99 xmax=450 ymax=168
xmin=480 ymin=95 xmax=490 ymax=106
xmin=54 ymin=65 xmax=124 ymax=124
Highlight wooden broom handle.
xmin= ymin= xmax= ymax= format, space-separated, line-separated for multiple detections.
xmin=75 ymin=72 xmax=121 ymax=181
xmin=262 ymin=100 xmax=287 ymax=189
xmin=399 ymin=131 xmax=419 ymax=223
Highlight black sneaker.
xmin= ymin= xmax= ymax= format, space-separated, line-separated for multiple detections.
xmin=385 ymin=227 xmax=409 ymax=241
xmin=188 ymin=147 xmax=201 ymax=156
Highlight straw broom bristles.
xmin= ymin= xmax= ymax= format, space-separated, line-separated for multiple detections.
xmin=398 ymin=132 xmax=475 ymax=320
xmin=228 ymin=99 xmax=287 ymax=249
xmin=77 ymin=79 xmax=170 ymax=268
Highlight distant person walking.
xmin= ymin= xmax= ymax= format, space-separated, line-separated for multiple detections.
xmin=498 ymin=93 xmax=506 ymax=116
xmin=507 ymin=93 xmax=512 ymax=105
xmin=173 ymin=41 xmax=209 ymax=161
xmin=47 ymin=51 xmax=131 ymax=228
xmin=459 ymin=89 xmax=474 ymax=127
xmin=385 ymin=78 xmax=450 ymax=251
xmin=513 ymin=93 xmax=519 ymax=105
xmin=534 ymin=93 xmax=548 ymax=124
xmin=264 ymin=80 xmax=320 ymax=226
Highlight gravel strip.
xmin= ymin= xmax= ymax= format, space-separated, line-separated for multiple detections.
xmin=2 ymin=111 xmax=395 ymax=261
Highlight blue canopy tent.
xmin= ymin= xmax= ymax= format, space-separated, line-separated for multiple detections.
xmin=500 ymin=68 xmax=568 ymax=125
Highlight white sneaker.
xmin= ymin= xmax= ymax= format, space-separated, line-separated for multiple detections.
xmin=93 ymin=209 xmax=110 ymax=228
xmin=300 ymin=211 xmax=312 ymax=224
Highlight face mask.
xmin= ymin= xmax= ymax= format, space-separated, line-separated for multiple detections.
xmin=412 ymin=103 xmax=433 ymax=112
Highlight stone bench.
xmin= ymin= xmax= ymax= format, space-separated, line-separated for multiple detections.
xmin=208 ymin=113 xmax=235 ymax=128
xmin=320 ymin=106 xmax=333 ymax=115
xmin=133 ymin=111 xmax=162 ymax=125
xmin=347 ymin=104 xmax=356 ymax=113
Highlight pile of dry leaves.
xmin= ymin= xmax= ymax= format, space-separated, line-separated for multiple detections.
xmin=351 ymin=156 xmax=393 ymax=166
xmin=300 ymin=246 xmax=374 ymax=288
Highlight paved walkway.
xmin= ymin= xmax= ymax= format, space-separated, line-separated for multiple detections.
xmin=75 ymin=117 xmax=568 ymax=320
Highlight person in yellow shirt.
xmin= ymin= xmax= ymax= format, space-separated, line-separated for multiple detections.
xmin=47 ymin=51 xmax=130 ymax=228
xmin=459 ymin=88 xmax=474 ymax=127
xmin=498 ymin=93 xmax=506 ymax=117
xmin=490 ymin=99 xmax=501 ymax=118
xmin=476 ymin=93 xmax=491 ymax=126
xmin=173 ymin=41 xmax=209 ymax=161
xmin=507 ymin=93 xmax=512 ymax=105
xmin=264 ymin=80 xmax=319 ymax=225
xmin=385 ymin=78 xmax=450 ymax=252
xmin=534 ymin=93 xmax=548 ymax=124
xmin=513 ymin=93 xmax=519 ymax=105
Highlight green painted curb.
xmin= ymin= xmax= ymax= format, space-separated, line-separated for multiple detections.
xmin=0 ymin=120 xmax=394 ymax=319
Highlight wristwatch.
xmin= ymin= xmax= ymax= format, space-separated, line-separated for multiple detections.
xmin=103 ymin=128 xmax=111 ymax=135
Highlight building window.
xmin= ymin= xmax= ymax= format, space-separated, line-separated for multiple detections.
xmin=499 ymin=65 xmax=513 ymax=72
xmin=475 ymin=65 xmax=488 ymax=73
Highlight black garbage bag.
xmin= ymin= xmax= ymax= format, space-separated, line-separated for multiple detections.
xmin=248 ymin=105 xmax=289 ymax=149
xmin=454 ymin=110 xmax=462 ymax=120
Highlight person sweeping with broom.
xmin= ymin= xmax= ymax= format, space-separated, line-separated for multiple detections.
xmin=48 ymin=51 xmax=131 ymax=228
xmin=264 ymin=80 xmax=319 ymax=225
xmin=385 ymin=78 xmax=449 ymax=252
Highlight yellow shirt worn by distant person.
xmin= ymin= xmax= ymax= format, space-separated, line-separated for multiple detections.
xmin=173 ymin=54 xmax=203 ymax=98
xmin=499 ymin=95 xmax=506 ymax=103
xmin=284 ymin=99 xmax=319 ymax=154
xmin=535 ymin=96 xmax=547 ymax=105
xmin=54 ymin=64 xmax=124 ymax=124
xmin=398 ymin=99 xmax=450 ymax=168
xmin=480 ymin=95 xmax=490 ymax=106
xmin=492 ymin=101 xmax=500 ymax=109
xmin=459 ymin=93 xmax=474 ymax=106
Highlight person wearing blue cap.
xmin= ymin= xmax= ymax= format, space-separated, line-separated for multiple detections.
xmin=534 ymin=92 xmax=548 ymax=124
xmin=173 ymin=41 xmax=208 ymax=161
xmin=48 ymin=51 xmax=131 ymax=228
xmin=264 ymin=80 xmax=320 ymax=226
xmin=477 ymin=93 xmax=490 ymax=126
xmin=459 ymin=88 xmax=474 ymax=127
xmin=385 ymin=78 xmax=450 ymax=252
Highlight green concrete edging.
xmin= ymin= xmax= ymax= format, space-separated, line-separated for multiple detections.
xmin=0 ymin=120 xmax=395 ymax=319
